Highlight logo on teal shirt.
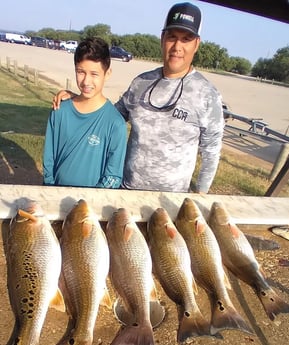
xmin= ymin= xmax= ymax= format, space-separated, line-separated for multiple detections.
xmin=88 ymin=134 xmax=100 ymax=146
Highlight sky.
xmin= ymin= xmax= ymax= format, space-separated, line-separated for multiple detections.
xmin=1 ymin=0 xmax=289 ymax=64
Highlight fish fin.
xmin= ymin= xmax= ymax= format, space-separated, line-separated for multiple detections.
xmin=82 ymin=221 xmax=93 ymax=238
xmin=100 ymin=286 xmax=113 ymax=309
xmin=165 ymin=222 xmax=177 ymax=239
xmin=210 ymin=299 xmax=253 ymax=335
xmin=195 ymin=219 xmax=206 ymax=235
xmin=111 ymin=323 xmax=154 ymax=345
xmin=123 ymin=223 xmax=134 ymax=242
xmin=256 ymin=287 xmax=289 ymax=320
xmin=224 ymin=271 xmax=232 ymax=290
xmin=192 ymin=278 xmax=199 ymax=295
xmin=177 ymin=308 xmax=211 ymax=341
xmin=228 ymin=222 xmax=240 ymax=238
xmin=149 ymin=281 xmax=158 ymax=301
xmin=49 ymin=288 xmax=66 ymax=312
xmin=17 ymin=209 xmax=38 ymax=222
xmin=259 ymin=266 xmax=267 ymax=278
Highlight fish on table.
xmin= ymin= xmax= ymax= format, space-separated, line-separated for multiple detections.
xmin=5 ymin=198 xmax=64 ymax=345
xmin=105 ymin=207 xmax=164 ymax=345
xmin=175 ymin=197 xmax=253 ymax=336
xmin=147 ymin=207 xmax=212 ymax=343
xmin=56 ymin=199 xmax=111 ymax=345
xmin=208 ymin=201 xmax=289 ymax=321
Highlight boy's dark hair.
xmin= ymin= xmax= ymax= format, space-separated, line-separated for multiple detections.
xmin=74 ymin=37 xmax=111 ymax=71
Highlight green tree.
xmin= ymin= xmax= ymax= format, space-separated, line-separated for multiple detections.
xmin=118 ymin=34 xmax=161 ymax=59
xmin=251 ymin=58 xmax=272 ymax=79
xmin=194 ymin=41 xmax=230 ymax=70
xmin=229 ymin=57 xmax=252 ymax=75
xmin=271 ymin=46 xmax=289 ymax=82
xmin=251 ymin=46 xmax=289 ymax=83
xmin=82 ymin=24 xmax=112 ymax=44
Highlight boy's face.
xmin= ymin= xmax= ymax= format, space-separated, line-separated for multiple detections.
xmin=75 ymin=59 xmax=111 ymax=99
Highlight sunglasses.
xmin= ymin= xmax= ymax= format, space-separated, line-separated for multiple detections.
xmin=148 ymin=70 xmax=189 ymax=111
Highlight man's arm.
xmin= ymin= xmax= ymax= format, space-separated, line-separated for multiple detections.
xmin=195 ymin=86 xmax=225 ymax=193
xmin=114 ymin=90 xmax=130 ymax=122
xmin=196 ymin=127 xmax=223 ymax=193
xmin=52 ymin=90 xmax=77 ymax=110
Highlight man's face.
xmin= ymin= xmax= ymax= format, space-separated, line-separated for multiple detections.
xmin=161 ymin=28 xmax=200 ymax=78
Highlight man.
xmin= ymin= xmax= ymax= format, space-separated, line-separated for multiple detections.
xmin=115 ymin=2 xmax=224 ymax=193
xmin=54 ymin=2 xmax=224 ymax=193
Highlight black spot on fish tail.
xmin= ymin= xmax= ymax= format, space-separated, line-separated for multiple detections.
xmin=210 ymin=300 xmax=254 ymax=335
xmin=177 ymin=309 xmax=211 ymax=342
xmin=110 ymin=323 xmax=154 ymax=345
xmin=257 ymin=287 xmax=289 ymax=321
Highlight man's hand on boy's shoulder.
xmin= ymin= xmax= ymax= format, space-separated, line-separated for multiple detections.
xmin=52 ymin=90 xmax=76 ymax=110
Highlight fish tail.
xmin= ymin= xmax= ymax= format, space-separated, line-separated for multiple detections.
xmin=56 ymin=333 xmax=93 ymax=345
xmin=210 ymin=301 xmax=254 ymax=335
xmin=257 ymin=288 xmax=289 ymax=321
xmin=177 ymin=310 xmax=211 ymax=342
xmin=6 ymin=323 xmax=18 ymax=345
xmin=111 ymin=323 xmax=154 ymax=345
xmin=6 ymin=335 xmax=40 ymax=345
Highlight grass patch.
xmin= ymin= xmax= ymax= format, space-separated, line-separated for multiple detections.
xmin=192 ymin=148 xmax=289 ymax=196
xmin=0 ymin=67 xmax=56 ymax=180
xmin=210 ymin=154 xmax=271 ymax=196
xmin=0 ymin=67 xmax=54 ymax=135
xmin=0 ymin=66 xmax=288 ymax=195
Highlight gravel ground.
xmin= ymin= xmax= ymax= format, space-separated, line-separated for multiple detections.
xmin=1 ymin=222 xmax=289 ymax=344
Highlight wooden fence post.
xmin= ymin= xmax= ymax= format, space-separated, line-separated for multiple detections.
xmin=265 ymin=155 xmax=289 ymax=196
xmin=269 ymin=142 xmax=289 ymax=181
xmin=66 ymin=78 xmax=71 ymax=90
xmin=34 ymin=69 xmax=39 ymax=86
xmin=24 ymin=65 xmax=29 ymax=80
xmin=14 ymin=60 xmax=18 ymax=76
xmin=6 ymin=57 xmax=10 ymax=70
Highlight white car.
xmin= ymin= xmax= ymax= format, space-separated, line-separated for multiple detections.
xmin=64 ymin=40 xmax=78 ymax=53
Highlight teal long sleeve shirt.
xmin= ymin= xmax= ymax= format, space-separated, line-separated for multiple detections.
xmin=43 ymin=99 xmax=127 ymax=188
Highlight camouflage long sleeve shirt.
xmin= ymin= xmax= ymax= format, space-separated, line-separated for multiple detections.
xmin=115 ymin=67 xmax=224 ymax=193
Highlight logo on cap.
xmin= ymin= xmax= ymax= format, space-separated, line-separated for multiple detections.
xmin=173 ymin=12 xmax=195 ymax=24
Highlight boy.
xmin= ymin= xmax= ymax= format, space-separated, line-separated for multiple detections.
xmin=43 ymin=37 xmax=127 ymax=188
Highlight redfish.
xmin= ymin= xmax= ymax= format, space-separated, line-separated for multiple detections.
xmin=6 ymin=199 xmax=64 ymax=345
xmin=106 ymin=208 xmax=163 ymax=345
xmin=208 ymin=201 xmax=289 ymax=321
xmin=147 ymin=207 xmax=211 ymax=342
xmin=57 ymin=199 xmax=111 ymax=345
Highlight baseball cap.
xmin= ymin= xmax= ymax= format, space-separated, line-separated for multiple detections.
xmin=162 ymin=2 xmax=202 ymax=37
